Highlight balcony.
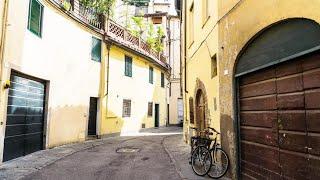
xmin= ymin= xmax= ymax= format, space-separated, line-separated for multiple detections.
xmin=49 ymin=0 xmax=169 ymax=69
xmin=50 ymin=0 xmax=104 ymax=31
xmin=106 ymin=20 xmax=169 ymax=69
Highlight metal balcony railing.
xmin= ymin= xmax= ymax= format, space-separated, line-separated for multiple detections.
xmin=51 ymin=0 xmax=104 ymax=30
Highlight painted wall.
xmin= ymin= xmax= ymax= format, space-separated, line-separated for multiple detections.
xmin=183 ymin=0 xmax=320 ymax=178
xmin=0 ymin=0 xmax=103 ymax=155
xmin=104 ymin=46 xmax=167 ymax=135
xmin=218 ymin=0 xmax=320 ymax=178
xmin=183 ymin=0 xmax=220 ymax=134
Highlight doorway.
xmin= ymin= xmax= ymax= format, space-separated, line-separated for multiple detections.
xmin=155 ymin=104 xmax=159 ymax=128
xmin=196 ymin=90 xmax=205 ymax=131
xmin=4 ymin=72 xmax=46 ymax=162
xmin=88 ymin=97 xmax=98 ymax=136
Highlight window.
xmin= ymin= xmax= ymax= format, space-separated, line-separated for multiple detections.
xmin=202 ymin=0 xmax=209 ymax=25
xmin=28 ymin=0 xmax=43 ymax=37
xmin=125 ymin=55 xmax=133 ymax=77
xmin=189 ymin=97 xmax=194 ymax=124
xmin=188 ymin=2 xmax=194 ymax=46
xmin=148 ymin=102 xmax=153 ymax=116
xmin=91 ymin=37 xmax=102 ymax=62
xmin=161 ymin=72 xmax=165 ymax=88
xmin=149 ymin=66 xmax=153 ymax=84
xmin=152 ymin=17 xmax=162 ymax=24
xmin=122 ymin=99 xmax=131 ymax=117
xmin=211 ymin=54 xmax=217 ymax=78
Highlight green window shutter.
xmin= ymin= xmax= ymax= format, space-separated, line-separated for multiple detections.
xmin=28 ymin=0 xmax=43 ymax=37
xmin=161 ymin=72 xmax=164 ymax=88
xmin=91 ymin=37 xmax=101 ymax=62
xmin=125 ymin=55 xmax=132 ymax=77
xmin=149 ymin=67 xmax=153 ymax=84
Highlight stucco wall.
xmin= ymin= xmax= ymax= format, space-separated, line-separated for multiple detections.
xmin=0 ymin=0 xmax=103 ymax=154
xmin=183 ymin=0 xmax=220 ymax=134
xmin=184 ymin=0 xmax=320 ymax=178
xmin=218 ymin=0 xmax=320 ymax=178
xmin=105 ymin=46 xmax=167 ymax=135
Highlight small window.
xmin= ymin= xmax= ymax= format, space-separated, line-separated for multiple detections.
xmin=202 ymin=0 xmax=209 ymax=25
xmin=188 ymin=2 xmax=194 ymax=45
xmin=152 ymin=17 xmax=162 ymax=24
xmin=189 ymin=97 xmax=194 ymax=124
xmin=125 ymin=55 xmax=133 ymax=77
xmin=149 ymin=66 xmax=154 ymax=84
xmin=122 ymin=99 xmax=131 ymax=117
xmin=28 ymin=0 xmax=43 ymax=37
xmin=161 ymin=72 xmax=165 ymax=88
xmin=148 ymin=102 xmax=153 ymax=116
xmin=211 ymin=54 xmax=217 ymax=78
xmin=91 ymin=37 xmax=102 ymax=62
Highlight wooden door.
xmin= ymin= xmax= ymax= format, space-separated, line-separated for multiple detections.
xmin=239 ymin=53 xmax=320 ymax=179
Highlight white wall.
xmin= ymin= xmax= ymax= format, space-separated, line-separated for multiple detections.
xmin=1 ymin=0 xmax=102 ymax=150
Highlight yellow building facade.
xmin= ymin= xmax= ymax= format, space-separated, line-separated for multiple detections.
xmin=183 ymin=0 xmax=320 ymax=179
xmin=102 ymin=46 xmax=168 ymax=135
xmin=0 ymin=0 xmax=169 ymax=163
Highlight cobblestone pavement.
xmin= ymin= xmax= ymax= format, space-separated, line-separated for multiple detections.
xmin=0 ymin=126 xmax=230 ymax=180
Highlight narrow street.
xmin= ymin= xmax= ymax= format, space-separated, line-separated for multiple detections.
xmin=23 ymin=137 xmax=179 ymax=180
xmin=0 ymin=127 xmax=197 ymax=180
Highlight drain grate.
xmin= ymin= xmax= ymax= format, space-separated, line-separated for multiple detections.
xmin=116 ymin=147 xmax=140 ymax=153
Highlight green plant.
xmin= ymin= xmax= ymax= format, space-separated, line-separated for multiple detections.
xmin=80 ymin=0 xmax=116 ymax=16
xmin=130 ymin=16 xmax=146 ymax=38
xmin=146 ymin=23 xmax=155 ymax=48
xmin=154 ymin=26 xmax=165 ymax=53
xmin=62 ymin=0 xmax=72 ymax=11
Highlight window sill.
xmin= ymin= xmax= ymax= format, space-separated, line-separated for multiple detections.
xmin=188 ymin=41 xmax=194 ymax=49
xmin=202 ymin=16 xmax=211 ymax=29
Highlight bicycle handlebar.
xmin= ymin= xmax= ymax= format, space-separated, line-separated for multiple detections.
xmin=190 ymin=126 xmax=220 ymax=135
xmin=208 ymin=127 xmax=220 ymax=134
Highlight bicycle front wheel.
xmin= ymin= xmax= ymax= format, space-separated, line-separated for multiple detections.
xmin=191 ymin=146 xmax=212 ymax=176
xmin=207 ymin=148 xmax=229 ymax=178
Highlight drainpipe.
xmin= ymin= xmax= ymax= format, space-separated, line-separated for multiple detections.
xmin=0 ymin=0 xmax=9 ymax=87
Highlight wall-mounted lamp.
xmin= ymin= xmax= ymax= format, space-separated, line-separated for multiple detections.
xmin=3 ymin=80 xmax=10 ymax=89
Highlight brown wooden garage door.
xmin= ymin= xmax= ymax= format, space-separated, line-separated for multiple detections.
xmin=239 ymin=52 xmax=320 ymax=180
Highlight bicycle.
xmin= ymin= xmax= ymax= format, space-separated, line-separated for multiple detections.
xmin=190 ymin=127 xmax=229 ymax=178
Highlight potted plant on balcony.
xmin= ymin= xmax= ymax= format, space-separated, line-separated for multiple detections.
xmin=154 ymin=26 xmax=165 ymax=53
xmin=59 ymin=0 xmax=72 ymax=11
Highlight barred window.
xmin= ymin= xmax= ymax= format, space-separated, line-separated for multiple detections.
xmin=122 ymin=99 xmax=131 ymax=117
xmin=189 ymin=97 xmax=194 ymax=124
xmin=148 ymin=102 xmax=153 ymax=116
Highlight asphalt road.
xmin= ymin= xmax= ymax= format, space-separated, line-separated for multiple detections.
xmin=21 ymin=134 xmax=182 ymax=180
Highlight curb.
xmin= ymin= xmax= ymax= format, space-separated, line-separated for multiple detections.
xmin=162 ymin=136 xmax=188 ymax=180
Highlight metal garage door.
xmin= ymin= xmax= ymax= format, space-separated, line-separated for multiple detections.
xmin=239 ymin=53 xmax=320 ymax=179
xmin=3 ymin=72 xmax=46 ymax=162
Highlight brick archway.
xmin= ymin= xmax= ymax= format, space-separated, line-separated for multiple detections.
xmin=193 ymin=79 xmax=210 ymax=130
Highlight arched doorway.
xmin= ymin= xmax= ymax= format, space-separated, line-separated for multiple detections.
xmin=235 ymin=18 xmax=320 ymax=179
xmin=195 ymin=89 xmax=206 ymax=131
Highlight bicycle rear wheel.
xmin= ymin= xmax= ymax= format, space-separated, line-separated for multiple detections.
xmin=191 ymin=146 xmax=212 ymax=176
xmin=207 ymin=148 xmax=229 ymax=178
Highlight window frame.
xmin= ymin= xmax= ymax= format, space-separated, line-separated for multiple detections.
xmin=91 ymin=36 xmax=102 ymax=62
xmin=147 ymin=102 xmax=153 ymax=117
xmin=161 ymin=72 xmax=165 ymax=88
xmin=125 ymin=55 xmax=133 ymax=77
xmin=149 ymin=66 xmax=154 ymax=84
xmin=188 ymin=2 xmax=194 ymax=47
xmin=28 ymin=0 xmax=44 ymax=38
xmin=122 ymin=99 xmax=131 ymax=117
xmin=202 ymin=0 xmax=210 ymax=26
xmin=211 ymin=54 xmax=217 ymax=78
